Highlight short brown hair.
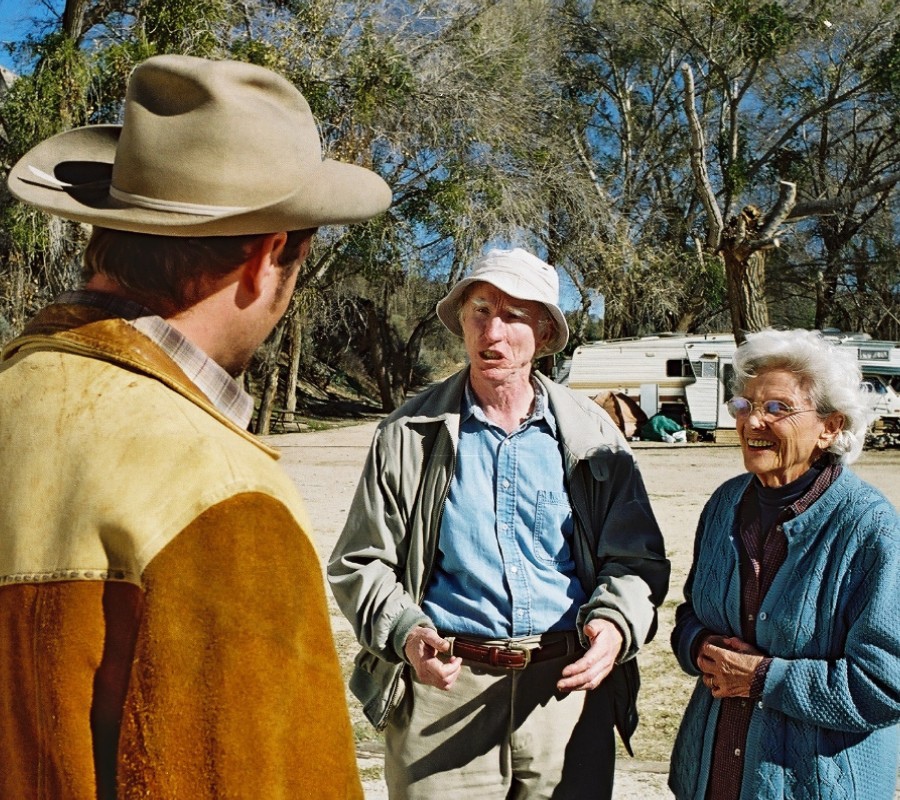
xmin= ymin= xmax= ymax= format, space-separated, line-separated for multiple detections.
xmin=83 ymin=227 xmax=314 ymax=310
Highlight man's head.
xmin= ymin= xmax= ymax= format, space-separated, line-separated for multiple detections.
xmin=436 ymin=248 xmax=569 ymax=359
xmin=8 ymin=54 xmax=392 ymax=368
xmin=82 ymin=227 xmax=314 ymax=313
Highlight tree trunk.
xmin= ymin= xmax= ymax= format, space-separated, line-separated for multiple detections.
xmin=722 ymin=247 xmax=769 ymax=344
xmin=285 ymin=312 xmax=302 ymax=421
xmin=254 ymin=321 xmax=287 ymax=434
xmin=62 ymin=0 xmax=89 ymax=39
xmin=720 ymin=206 xmax=771 ymax=344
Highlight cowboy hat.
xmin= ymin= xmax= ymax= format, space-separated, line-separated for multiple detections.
xmin=436 ymin=247 xmax=569 ymax=355
xmin=7 ymin=54 xmax=392 ymax=236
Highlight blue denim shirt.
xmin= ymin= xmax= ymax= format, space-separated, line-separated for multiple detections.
xmin=421 ymin=380 xmax=588 ymax=637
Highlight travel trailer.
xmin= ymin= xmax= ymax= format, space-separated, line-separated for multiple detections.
xmin=561 ymin=331 xmax=900 ymax=440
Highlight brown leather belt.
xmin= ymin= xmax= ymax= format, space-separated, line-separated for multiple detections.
xmin=447 ymin=635 xmax=578 ymax=670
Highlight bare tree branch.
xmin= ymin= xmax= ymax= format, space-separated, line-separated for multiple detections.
xmin=680 ymin=62 xmax=723 ymax=251
xmin=790 ymin=172 xmax=900 ymax=219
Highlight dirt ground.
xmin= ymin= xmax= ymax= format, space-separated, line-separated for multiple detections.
xmin=264 ymin=423 xmax=900 ymax=800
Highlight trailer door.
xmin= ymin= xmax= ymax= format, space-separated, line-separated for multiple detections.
xmin=684 ymin=354 xmax=722 ymax=430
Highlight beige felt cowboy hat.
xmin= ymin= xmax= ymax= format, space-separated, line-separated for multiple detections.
xmin=437 ymin=247 xmax=570 ymax=355
xmin=7 ymin=54 xmax=392 ymax=236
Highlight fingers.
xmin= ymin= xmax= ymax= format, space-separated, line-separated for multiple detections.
xmin=408 ymin=626 xmax=451 ymax=654
xmin=417 ymin=654 xmax=463 ymax=690
xmin=557 ymin=621 xmax=622 ymax=692
xmin=403 ymin=627 xmax=461 ymax=690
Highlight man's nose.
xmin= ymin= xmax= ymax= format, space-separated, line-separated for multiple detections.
xmin=483 ymin=314 xmax=504 ymax=338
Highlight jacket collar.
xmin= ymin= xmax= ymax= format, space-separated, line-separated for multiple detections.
xmin=2 ymin=302 xmax=278 ymax=457
xmin=399 ymin=367 xmax=628 ymax=469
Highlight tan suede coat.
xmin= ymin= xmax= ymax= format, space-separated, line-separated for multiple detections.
xmin=0 ymin=303 xmax=363 ymax=799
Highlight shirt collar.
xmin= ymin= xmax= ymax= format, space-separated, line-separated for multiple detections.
xmin=58 ymin=290 xmax=255 ymax=429
xmin=462 ymin=374 xmax=557 ymax=435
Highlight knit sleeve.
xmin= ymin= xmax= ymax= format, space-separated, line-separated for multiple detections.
xmin=761 ymin=500 xmax=900 ymax=733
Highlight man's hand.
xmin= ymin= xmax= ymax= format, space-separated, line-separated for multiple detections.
xmin=556 ymin=619 xmax=623 ymax=692
xmin=403 ymin=626 xmax=463 ymax=690
xmin=697 ymin=635 xmax=764 ymax=698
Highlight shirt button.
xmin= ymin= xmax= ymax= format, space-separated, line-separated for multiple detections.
xmin=734 ymin=748 xmax=741 ymax=757
xmin=502 ymin=479 xmax=510 ymax=489
xmin=747 ymin=613 xmax=755 ymax=621
xmin=759 ymin=612 xmax=768 ymax=621
xmin=510 ymin=566 xmax=519 ymax=574
xmin=517 ymin=610 xmax=525 ymax=617
xmin=757 ymin=701 xmax=763 ymax=709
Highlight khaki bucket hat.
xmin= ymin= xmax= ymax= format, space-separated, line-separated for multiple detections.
xmin=436 ymin=247 xmax=570 ymax=355
xmin=7 ymin=54 xmax=392 ymax=236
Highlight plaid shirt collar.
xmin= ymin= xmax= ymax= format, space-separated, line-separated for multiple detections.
xmin=58 ymin=290 xmax=255 ymax=429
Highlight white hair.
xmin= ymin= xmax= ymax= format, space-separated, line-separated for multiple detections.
xmin=730 ymin=328 xmax=873 ymax=464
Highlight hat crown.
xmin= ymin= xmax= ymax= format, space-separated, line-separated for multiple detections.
xmin=469 ymin=248 xmax=560 ymax=304
xmin=114 ymin=56 xmax=318 ymax=208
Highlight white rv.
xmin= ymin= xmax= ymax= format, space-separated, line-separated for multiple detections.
xmin=561 ymin=331 xmax=900 ymax=439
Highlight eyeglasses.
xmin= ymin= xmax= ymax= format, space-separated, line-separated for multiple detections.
xmin=726 ymin=397 xmax=816 ymax=421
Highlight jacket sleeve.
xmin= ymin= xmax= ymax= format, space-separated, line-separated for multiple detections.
xmin=762 ymin=501 xmax=900 ymax=733
xmin=671 ymin=501 xmax=716 ymax=676
xmin=575 ymin=447 xmax=671 ymax=660
xmin=327 ymin=428 xmax=434 ymax=664
xmin=118 ymin=492 xmax=363 ymax=799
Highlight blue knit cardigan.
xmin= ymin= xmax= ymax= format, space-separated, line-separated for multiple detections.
xmin=669 ymin=468 xmax=900 ymax=800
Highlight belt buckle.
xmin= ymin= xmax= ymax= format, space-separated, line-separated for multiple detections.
xmin=506 ymin=642 xmax=532 ymax=670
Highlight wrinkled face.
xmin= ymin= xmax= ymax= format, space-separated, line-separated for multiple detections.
xmin=459 ymin=282 xmax=549 ymax=386
xmin=736 ymin=368 xmax=843 ymax=487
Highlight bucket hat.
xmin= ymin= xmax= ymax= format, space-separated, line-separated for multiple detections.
xmin=7 ymin=55 xmax=392 ymax=236
xmin=436 ymin=247 xmax=569 ymax=355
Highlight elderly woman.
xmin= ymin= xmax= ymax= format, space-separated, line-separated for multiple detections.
xmin=669 ymin=328 xmax=900 ymax=800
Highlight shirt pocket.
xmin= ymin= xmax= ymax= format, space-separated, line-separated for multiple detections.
xmin=532 ymin=490 xmax=575 ymax=565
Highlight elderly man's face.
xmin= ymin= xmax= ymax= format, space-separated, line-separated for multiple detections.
xmin=459 ymin=282 xmax=549 ymax=385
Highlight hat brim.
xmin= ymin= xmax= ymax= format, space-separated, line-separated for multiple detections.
xmin=436 ymin=275 xmax=569 ymax=355
xmin=8 ymin=125 xmax=392 ymax=236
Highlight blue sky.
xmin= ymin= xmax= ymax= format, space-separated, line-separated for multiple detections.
xmin=0 ymin=0 xmax=59 ymax=72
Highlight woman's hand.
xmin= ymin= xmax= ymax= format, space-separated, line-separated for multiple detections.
xmin=697 ymin=635 xmax=765 ymax=698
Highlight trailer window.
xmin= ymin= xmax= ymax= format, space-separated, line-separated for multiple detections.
xmin=666 ymin=359 xmax=692 ymax=377
xmin=722 ymin=364 xmax=735 ymax=399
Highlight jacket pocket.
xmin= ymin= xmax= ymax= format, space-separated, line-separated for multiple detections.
xmin=349 ymin=649 xmax=406 ymax=731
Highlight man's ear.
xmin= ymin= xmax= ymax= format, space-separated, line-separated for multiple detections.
xmin=238 ymin=232 xmax=288 ymax=299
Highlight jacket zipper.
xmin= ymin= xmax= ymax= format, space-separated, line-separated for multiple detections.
xmin=375 ymin=427 xmax=456 ymax=731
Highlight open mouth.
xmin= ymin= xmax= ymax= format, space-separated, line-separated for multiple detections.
xmin=745 ymin=439 xmax=774 ymax=449
xmin=480 ymin=350 xmax=503 ymax=361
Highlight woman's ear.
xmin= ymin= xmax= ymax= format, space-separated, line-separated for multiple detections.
xmin=819 ymin=412 xmax=845 ymax=449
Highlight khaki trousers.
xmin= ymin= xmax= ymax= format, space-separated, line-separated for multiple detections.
xmin=384 ymin=639 xmax=616 ymax=799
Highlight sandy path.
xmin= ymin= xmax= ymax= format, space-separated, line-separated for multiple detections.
xmin=264 ymin=423 xmax=900 ymax=799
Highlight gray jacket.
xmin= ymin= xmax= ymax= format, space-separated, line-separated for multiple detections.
xmin=328 ymin=369 xmax=670 ymax=744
